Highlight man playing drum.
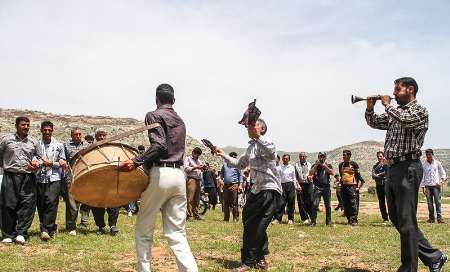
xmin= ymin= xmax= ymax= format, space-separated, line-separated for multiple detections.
xmin=119 ymin=84 xmax=198 ymax=272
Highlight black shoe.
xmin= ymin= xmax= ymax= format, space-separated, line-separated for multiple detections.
xmin=110 ymin=226 xmax=119 ymax=236
xmin=437 ymin=219 xmax=445 ymax=224
xmin=310 ymin=222 xmax=316 ymax=227
xmin=429 ymin=254 xmax=448 ymax=272
xmin=427 ymin=219 xmax=435 ymax=224
xmin=96 ymin=227 xmax=107 ymax=235
xmin=194 ymin=216 xmax=202 ymax=221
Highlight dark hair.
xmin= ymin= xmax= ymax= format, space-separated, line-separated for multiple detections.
xmin=95 ymin=130 xmax=107 ymax=136
xmin=425 ymin=148 xmax=434 ymax=155
xmin=394 ymin=77 xmax=419 ymax=96
xmin=137 ymin=145 xmax=145 ymax=151
xmin=156 ymin=83 xmax=175 ymax=104
xmin=15 ymin=116 xmax=30 ymax=125
xmin=282 ymin=153 xmax=290 ymax=159
xmin=229 ymin=152 xmax=238 ymax=158
xmin=376 ymin=151 xmax=384 ymax=157
xmin=40 ymin=120 xmax=54 ymax=130
xmin=343 ymin=150 xmax=352 ymax=157
xmin=193 ymin=147 xmax=202 ymax=155
xmin=71 ymin=127 xmax=82 ymax=134
xmin=84 ymin=135 xmax=94 ymax=142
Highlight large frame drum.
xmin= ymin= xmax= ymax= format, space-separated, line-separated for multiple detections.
xmin=70 ymin=143 xmax=148 ymax=208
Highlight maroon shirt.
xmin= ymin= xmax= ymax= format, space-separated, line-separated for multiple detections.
xmin=133 ymin=104 xmax=186 ymax=167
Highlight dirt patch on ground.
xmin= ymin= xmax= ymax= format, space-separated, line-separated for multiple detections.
xmin=113 ymin=247 xmax=177 ymax=272
xmin=358 ymin=201 xmax=450 ymax=218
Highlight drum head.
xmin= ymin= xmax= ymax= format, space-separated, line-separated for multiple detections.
xmin=70 ymin=165 xmax=148 ymax=208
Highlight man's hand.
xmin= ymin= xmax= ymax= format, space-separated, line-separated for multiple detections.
xmin=118 ymin=159 xmax=136 ymax=172
xmin=422 ymin=187 xmax=427 ymax=195
xmin=307 ymin=175 xmax=313 ymax=183
xmin=214 ymin=148 xmax=225 ymax=157
xmin=59 ymin=159 xmax=68 ymax=170
xmin=296 ymin=184 xmax=302 ymax=192
xmin=366 ymin=96 xmax=377 ymax=112
xmin=43 ymin=159 xmax=53 ymax=167
xmin=26 ymin=159 xmax=40 ymax=172
xmin=379 ymin=95 xmax=391 ymax=107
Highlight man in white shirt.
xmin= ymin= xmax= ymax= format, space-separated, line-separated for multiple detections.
xmin=421 ymin=149 xmax=447 ymax=224
xmin=294 ymin=152 xmax=313 ymax=224
xmin=275 ymin=154 xmax=296 ymax=224
xmin=184 ymin=147 xmax=204 ymax=220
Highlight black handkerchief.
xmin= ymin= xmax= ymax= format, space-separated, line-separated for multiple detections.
xmin=238 ymin=99 xmax=261 ymax=127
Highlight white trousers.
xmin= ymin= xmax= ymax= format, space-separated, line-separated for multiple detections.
xmin=136 ymin=167 xmax=198 ymax=272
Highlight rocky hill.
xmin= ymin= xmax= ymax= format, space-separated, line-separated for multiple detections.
xmin=0 ymin=108 xmax=223 ymax=170
xmin=2 ymin=108 xmax=449 ymax=185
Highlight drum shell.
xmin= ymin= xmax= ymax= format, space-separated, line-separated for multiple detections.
xmin=70 ymin=143 xmax=149 ymax=208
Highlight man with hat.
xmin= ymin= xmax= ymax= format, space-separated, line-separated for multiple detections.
xmin=308 ymin=152 xmax=335 ymax=226
xmin=119 ymin=83 xmax=198 ymax=272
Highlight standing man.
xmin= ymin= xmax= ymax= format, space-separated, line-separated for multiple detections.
xmin=275 ymin=154 xmax=296 ymax=224
xmin=0 ymin=117 xmax=40 ymax=245
xmin=63 ymin=127 xmax=90 ymax=235
xmin=365 ymin=77 xmax=447 ymax=271
xmin=338 ymin=150 xmax=365 ymax=226
xmin=309 ymin=152 xmax=335 ymax=226
xmin=372 ymin=151 xmax=389 ymax=223
xmin=202 ymin=163 xmax=218 ymax=210
xmin=421 ymin=149 xmax=447 ymax=224
xmin=91 ymin=130 xmax=120 ymax=235
xmin=184 ymin=147 xmax=204 ymax=220
xmin=216 ymin=118 xmax=282 ymax=271
xmin=118 ymin=83 xmax=198 ymax=272
xmin=220 ymin=152 xmax=242 ymax=222
xmin=35 ymin=121 xmax=66 ymax=241
xmin=294 ymin=152 xmax=313 ymax=224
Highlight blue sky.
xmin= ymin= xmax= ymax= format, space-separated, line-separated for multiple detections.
xmin=1 ymin=0 xmax=449 ymax=151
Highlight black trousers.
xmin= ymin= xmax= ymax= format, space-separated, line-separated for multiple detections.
xmin=37 ymin=181 xmax=61 ymax=233
xmin=386 ymin=160 xmax=442 ymax=271
xmin=242 ymin=190 xmax=280 ymax=266
xmin=204 ymin=187 xmax=217 ymax=207
xmin=311 ymin=186 xmax=331 ymax=225
xmin=61 ymin=175 xmax=91 ymax=231
xmin=376 ymin=183 xmax=389 ymax=221
xmin=342 ymin=185 xmax=358 ymax=224
xmin=276 ymin=182 xmax=296 ymax=221
xmin=336 ymin=188 xmax=343 ymax=210
xmin=297 ymin=182 xmax=313 ymax=221
xmin=92 ymin=207 xmax=119 ymax=228
xmin=1 ymin=172 xmax=36 ymax=239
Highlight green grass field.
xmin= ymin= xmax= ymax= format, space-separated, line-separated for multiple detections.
xmin=0 ymin=199 xmax=449 ymax=272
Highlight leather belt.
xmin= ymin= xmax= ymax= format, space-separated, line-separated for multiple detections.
xmin=386 ymin=153 xmax=420 ymax=165
xmin=153 ymin=162 xmax=182 ymax=168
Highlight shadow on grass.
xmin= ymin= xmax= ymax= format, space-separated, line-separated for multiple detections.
xmin=205 ymin=256 xmax=241 ymax=269
xmin=318 ymin=267 xmax=372 ymax=272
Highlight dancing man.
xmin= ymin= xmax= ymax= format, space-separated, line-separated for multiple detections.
xmin=215 ymin=118 xmax=282 ymax=271
xmin=365 ymin=77 xmax=447 ymax=271
xmin=119 ymin=83 xmax=198 ymax=272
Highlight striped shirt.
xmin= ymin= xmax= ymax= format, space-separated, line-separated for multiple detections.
xmin=223 ymin=135 xmax=282 ymax=195
xmin=36 ymin=138 xmax=66 ymax=183
xmin=365 ymin=100 xmax=428 ymax=159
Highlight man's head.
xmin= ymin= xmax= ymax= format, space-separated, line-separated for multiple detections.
xmin=425 ymin=149 xmax=434 ymax=163
xmin=282 ymin=154 xmax=290 ymax=165
xmin=393 ymin=77 xmax=418 ymax=106
xmin=299 ymin=152 xmax=307 ymax=163
xmin=70 ymin=127 xmax=83 ymax=143
xmin=155 ymin=83 xmax=175 ymax=106
xmin=229 ymin=152 xmax=238 ymax=159
xmin=40 ymin=121 xmax=54 ymax=143
xmin=318 ymin=152 xmax=327 ymax=163
xmin=376 ymin=151 xmax=385 ymax=162
xmin=84 ymin=135 xmax=94 ymax=144
xmin=342 ymin=150 xmax=352 ymax=162
xmin=192 ymin=147 xmax=202 ymax=159
xmin=247 ymin=118 xmax=267 ymax=139
xmin=15 ymin=116 xmax=30 ymax=138
xmin=95 ymin=129 xmax=107 ymax=141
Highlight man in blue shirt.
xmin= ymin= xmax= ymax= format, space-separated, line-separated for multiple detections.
xmin=220 ymin=152 xmax=242 ymax=222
